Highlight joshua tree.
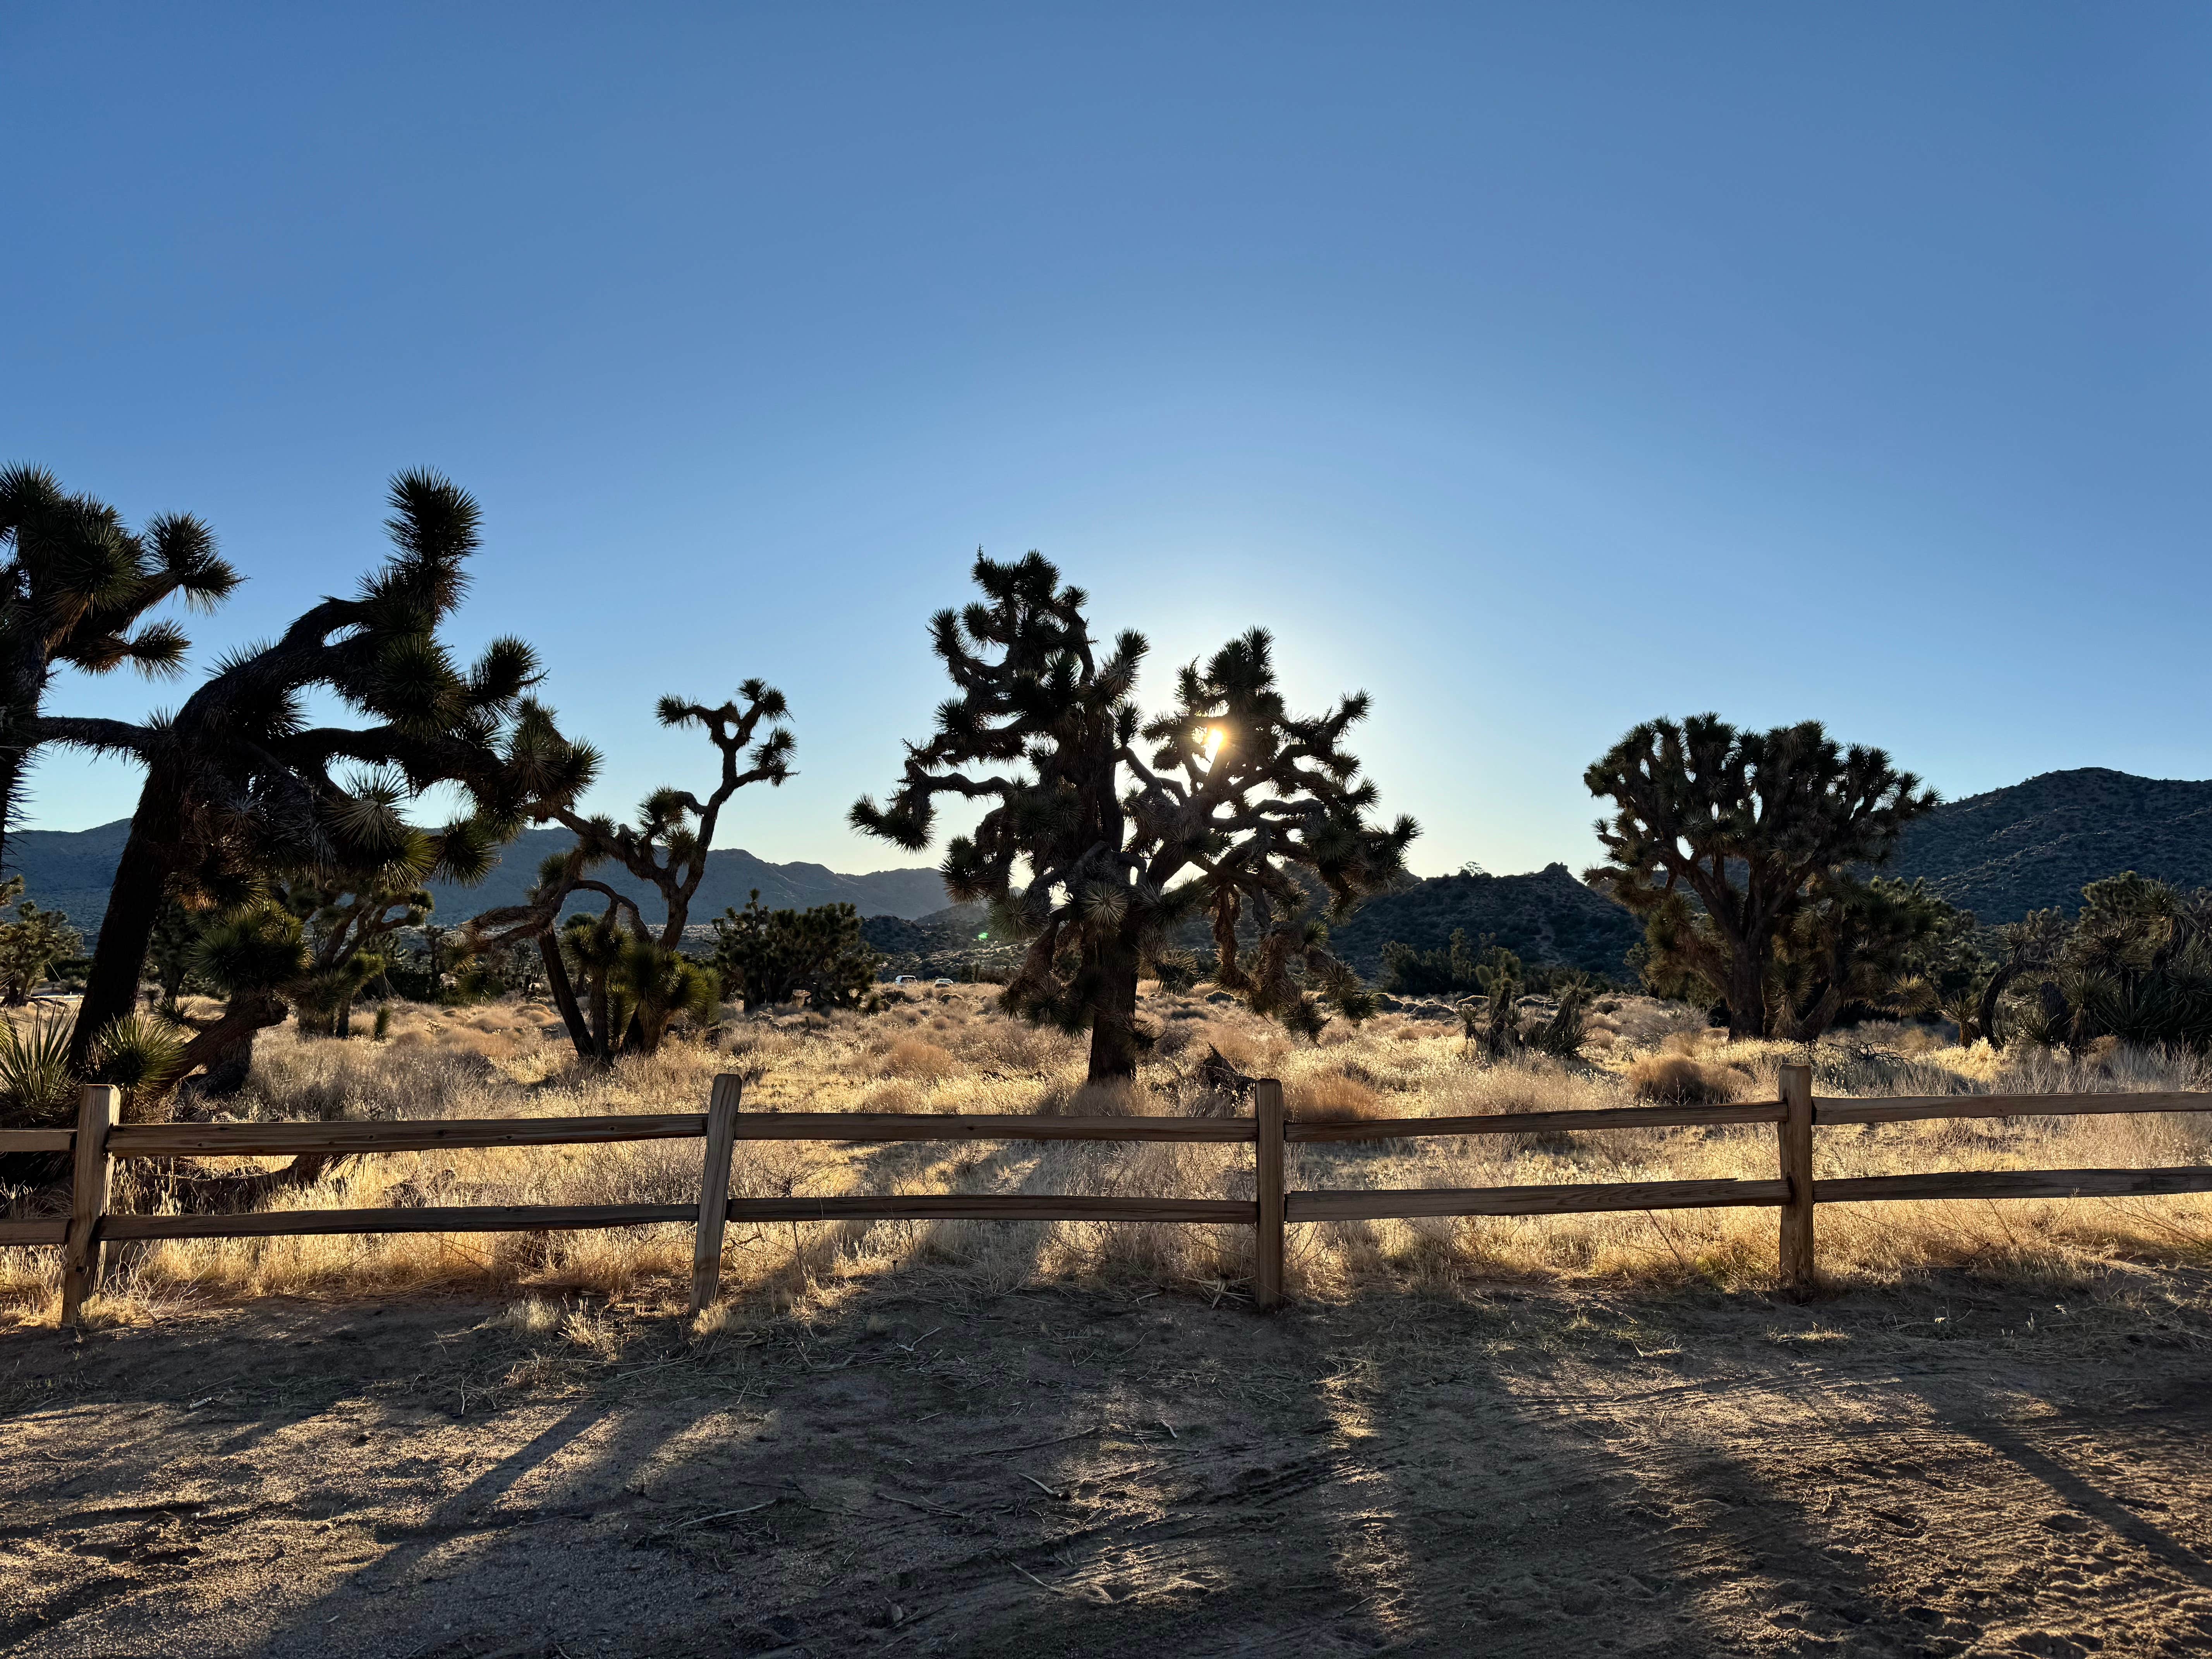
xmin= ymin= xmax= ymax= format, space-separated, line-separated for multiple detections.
xmin=560 ymin=684 xmax=793 ymax=945
xmin=283 ymin=871 xmax=434 ymax=1037
xmin=1978 ymin=907 xmax=2067 ymax=1048
xmin=709 ymin=891 xmax=881 ymax=1010
xmin=0 ymin=877 xmax=81 ymax=1004
xmin=0 ymin=467 xmax=239 ymax=873
xmin=1584 ymin=716 xmax=1936 ymax=1039
xmin=144 ymin=895 xmax=204 ymax=1014
xmin=1132 ymin=629 xmax=1417 ymax=1046
xmin=38 ymin=471 xmax=598 ymax=1071
xmin=458 ymin=837 xmax=727 ymax=1068
xmin=854 ymin=551 xmax=1415 ymax=1081
xmin=173 ymin=901 xmax=309 ymax=1098
xmin=1760 ymin=876 xmax=1981 ymax=1041
xmin=495 ymin=685 xmax=796 ymax=1053
xmin=2010 ymin=875 xmax=2212 ymax=1051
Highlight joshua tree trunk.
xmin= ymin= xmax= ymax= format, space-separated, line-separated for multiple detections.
xmin=633 ymin=1005 xmax=673 ymax=1056
xmin=1978 ymin=962 xmax=2024 ymax=1051
xmin=1084 ymin=929 xmax=1145 ymax=1083
xmin=586 ymin=972 xmax=612 ymax=1066
xmin=1724 ymin=954 xmax=1767 ymax=1042
xmin=71 ymin=785 xmax=185 ymax=1070
xmin=539 ymin=934 xmax=594 ymax=1056
xmin=175 ymin=990 xmax=289 ymax=1106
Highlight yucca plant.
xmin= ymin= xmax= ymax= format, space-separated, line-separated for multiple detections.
xmin=2012 ymin=876 xmax=2212 ymax=1053
xmin=561 ymin=908 xmax=629 ymax=1064
xmin=616 ymin=938 xmax=720 ymax=1049
xmin=87 ymin=1013 xmax=190 ymax=1122
xmin=1937 ymin=984 xmax=1986 ymax=1046
xmin=0 ymin=1011 xmax=76 ymax=1128
xmin=1472 ymin=946 xmax=1524 ymax=1061
xmin=1530 ymin=977 xmax=1594 ymax=1059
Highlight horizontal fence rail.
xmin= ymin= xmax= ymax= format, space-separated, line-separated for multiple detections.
xmin=1812 ymin=1091 xmax=2212 ymax=1125
xmin=1286 ymin=1177 xmax=1792 ymax=1223
xmin=1282 ymin=1101 xmax=1786 ymax=1143
xmin=103 ymin=1203 xmax=699 ymax=1240
xmin=721 ymin=1112 xmax=1260 ymax=1145
xmin=1813 ymin=1168 xmax=2212 ymax=1204
xmin=7 ymin=1070 xmax=2212 ymax=1321
xmin=101 ymin=1113 xmax=713 ymax=1158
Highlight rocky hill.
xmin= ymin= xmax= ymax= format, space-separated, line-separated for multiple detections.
xmin=1887 ymin=768 xmax=2212 ymax=924
xmin=6 ymin=821 xmax=950 ymax=934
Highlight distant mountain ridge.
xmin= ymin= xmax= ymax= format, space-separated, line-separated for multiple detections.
xmin=1887 ymin=768 xmax=2212 ymax=924
xmin=6 ymin=821 xmax=951 ymax=933
xmin=18 ymin=767 xmax=2209 ymax=948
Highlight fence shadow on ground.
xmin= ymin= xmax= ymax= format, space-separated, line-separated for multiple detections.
xmin=5 ymin=1261 xmax=2212 ymax=1657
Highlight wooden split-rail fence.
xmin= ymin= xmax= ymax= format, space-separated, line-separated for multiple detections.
xmin=7 ymin=1065 xmax=2212 ymax=1325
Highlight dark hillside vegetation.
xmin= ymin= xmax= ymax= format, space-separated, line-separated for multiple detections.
xmin=865 ymin=866 xmax=1645 ymax=988
xmin=1890 ymin=768 xmax=2212 ymax=923
xmin=1326 ymin=864 xmax=1642 ymax=982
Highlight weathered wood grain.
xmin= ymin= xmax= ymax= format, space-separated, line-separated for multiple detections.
xmin=60 ymin=1085 xmax=118 ymax=1323
xmin=1814 ymin=1167 xmax=2212 ymax=1204
xmin=1285 ymin=1176 xmax=1791 ymax=1223
xmin=105 ymin=1113 xmax=710 ymax=1158
xmin=690 ymin=1074 xmax=742 ymax=1316
xmin=102 ymin=1203 xmax=697 ymax=1239
xmin=1283 ymin=1101 xmax=1786 ymax=1143
xmin=724 ymin=1194 xmax=1257 ymax=1224
xmin=1814 ymin=1091 xmax=2212 ymax=1125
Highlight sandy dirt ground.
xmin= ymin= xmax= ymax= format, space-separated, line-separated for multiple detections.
xmin=4 ymin=1270 xmax=2212 ymax=1658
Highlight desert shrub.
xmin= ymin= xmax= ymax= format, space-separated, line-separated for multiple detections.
xmin=1288 ymin=1073 xmax=1386 ymax=1119
xmin=882 ymin=1039 xmax=956 ymax=1080
xmin=1194 ymin=1025 xmax=1274 ymax=1074
xmin=1381 ymin=928 xmax=1482 ymax=997
xmin=859 ymin=1079 xmax=926 ymax=1114
xmin=1626 ymin=1051 xmax=1745 ymax=1105
xmin=1038 ymin=1078 xmax=1148 ymax=1117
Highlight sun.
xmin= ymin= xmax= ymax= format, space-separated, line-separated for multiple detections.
xmin=1199 ymin=726 xmax=1227 ymax=765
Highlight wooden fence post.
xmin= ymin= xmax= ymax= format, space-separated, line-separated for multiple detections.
xmin=1777 ymin=1063 xmax=1815 ymax=1296
xmin=60 ymin=1084 xmax=121 ymax=1326
xmin=1254 ymin=1078 xmax=1285 ymax=1312
xmin=690 ymin=1073 xmax=743 ymax=1317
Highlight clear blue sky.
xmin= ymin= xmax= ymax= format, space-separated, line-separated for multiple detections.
xmin=6 ymin=5 xmax=2206 ymax=879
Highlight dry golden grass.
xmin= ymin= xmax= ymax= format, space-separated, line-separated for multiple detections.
xmin=1625 ymin=1049 xmax=1748 ymax=1104
xmin=1286 ymin=1072 xmax=1387 ymax=1118
xmin=7 ymin=982 xmax=2212 ymax=1325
